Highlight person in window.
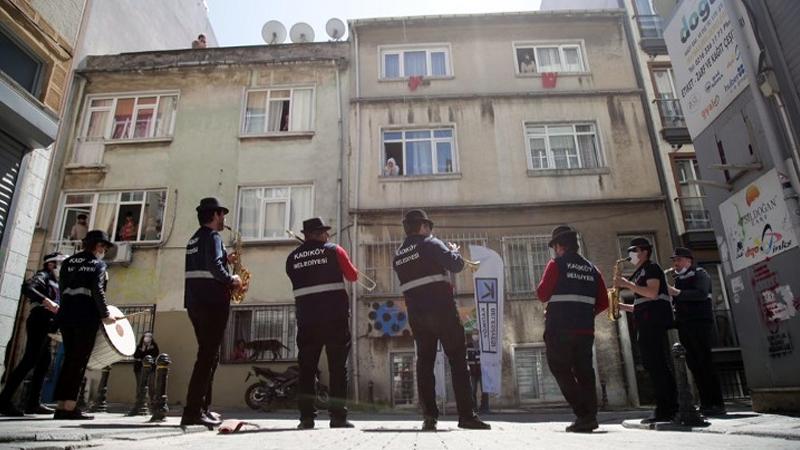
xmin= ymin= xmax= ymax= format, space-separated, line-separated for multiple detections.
xmin=0 ymin=252 xmax=66 ymax=416
xmin=668 ymin=247 xmax=726 ymax=417
xmin=536 ymin=225 xmax=608 ymax=433
xmin=69 ymin=214 xmax=88 ymax=241
xmin=182 ymin=197 xmax=243 ymax=428
xmin=285 ymin=217 xmax=358 ymax=430
xmin=519 ymin=52 xmax=536 ymax=73
xmin=132 ymin=332 xmax=159 ymax=407
xmin=383 ymin=157 xmax=400 ymax=176
xmin=392 ymin=210 xmax=490 ymax=431
xmin=191 ymin=33 xmax=207 ymax=49
xmin=615 ymin=237 xmax=678 ymax=423
xmin=119 ymin=213 xmax=137 ymax=241
xmin=144 ymin=216 xmax=160 ymax=241
xmin=231 ymin=339 xmax=249 ymax=362
xmin=55 ymin=230 xmax=122 ymax=420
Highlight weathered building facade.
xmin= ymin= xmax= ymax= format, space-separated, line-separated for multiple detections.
xmin=38 ymin=43 xmax=349 ymax=406
xmin=348 ymin=11 xmax=673 ymax=408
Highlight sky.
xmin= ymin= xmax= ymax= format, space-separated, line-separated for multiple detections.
xmin=206 ymin=0 xmax=542 ymax=46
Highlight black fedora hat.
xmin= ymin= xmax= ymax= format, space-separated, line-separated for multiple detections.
xmin=196 ymin=197 xmax=229 ymax=214
xmin=43 ymin=252 xmax=67 ymax=264
xmin=402 ymin=209 xmax=434 ymax=226
xmin=670 ymin=247 xmax=693 ymax=259
xmin=301 ymin=217 xmax=332 ymax=234
xmin=626 ymin=237 xmax=652 ymax=252
xmin=548 ymin=225 xmax=578 ymax=248
xmin=83 ymin=230 xmax=115 ymax=248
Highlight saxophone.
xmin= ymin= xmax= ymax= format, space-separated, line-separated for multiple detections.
xmin=226 ymin=226 xmax=250 ymax=304
xmin=607 ymin=257 xmax=631 ymax=321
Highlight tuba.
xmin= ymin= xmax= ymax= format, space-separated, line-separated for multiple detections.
xmin=607 ymin=257 xmax=631 ymax=321
xmin=226 ymin=226 xmax=250 ymax=304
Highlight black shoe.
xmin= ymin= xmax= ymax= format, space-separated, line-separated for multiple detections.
xmin=25 ymin=404 xmax=55 ymax=415
xmin=204 ymin=410 xmax=222 ymax=423
xmin=421 ymin=417 xmax=437 ymax=431
xmin=458 ymin=416 xmax=491 ymax=430
xmin=53 ymin=409 xmax=93 ymax=420
xmin=180 ymin=414 xmax=219 ymax=429
xmin=330 ymin=418 xmax=354 ymax=428
xmin=297 ymin=419 xmax=315 ymax=429
xmin=700 ymin=405 xmax=727 ymax=417
xmin=0 ymin=401 xmax=24 ymax=417
xmin=566 ymin=416 xmax=599 ymax=433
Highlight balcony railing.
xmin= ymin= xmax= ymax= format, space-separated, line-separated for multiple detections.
xmin=655 ymin=98 xmax=692 ymax=145
xmin=635 ymin=14 xmax=664 ymax=39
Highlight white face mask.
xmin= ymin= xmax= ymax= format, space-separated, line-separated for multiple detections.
xmin=628 ymin=251 xmax=640 ymax=265
xmin=95 ymin=249 xmax=106 ymax=260
xmin=676 ymin=266 xmax=689 ymax=275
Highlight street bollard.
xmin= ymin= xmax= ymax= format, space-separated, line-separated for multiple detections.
xmin=128 ymin=356 xmax=153 ymax=416
xmin=148 ymin=353 xmax=171 ymax=423
xmin=77 ymin=377 xmax=87 ymax=410
xmin=91 ymin=366 xmax=111 ymax=412
xmin=671 ymin=343 xmax=707 ymax=426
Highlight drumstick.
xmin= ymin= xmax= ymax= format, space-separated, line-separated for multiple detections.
xmin=117 ymin=310 xmax=150 ymax=320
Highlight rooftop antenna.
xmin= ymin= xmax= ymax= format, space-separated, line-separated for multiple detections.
xmin=289 ymin=22 xmax=314 ymax=43
xmin=325 ymin=18 xmax=346 ymax=41
xmin=261 ymin=20 xmax=286 ymax=44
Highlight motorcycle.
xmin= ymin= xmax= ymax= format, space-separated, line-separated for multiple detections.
xmin=244 ymin=365 xmax=329 ymax=412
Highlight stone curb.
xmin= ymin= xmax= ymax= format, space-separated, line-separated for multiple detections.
xmin=621 ymin=419 xmax=800 ymax=441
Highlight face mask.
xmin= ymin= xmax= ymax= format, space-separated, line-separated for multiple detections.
xmin=628 ymin=251 xmax=640 ymax=265
xmin=96 ymin=249 xmax=106 ymax=260
xmin=676 ymin=266 xmax=689 ymax=275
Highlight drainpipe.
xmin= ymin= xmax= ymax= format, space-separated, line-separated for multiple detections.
xmin=351 ymin=24 xmax=362 ymax=404
xmin=618 ymin=1 xmax=682 ymax=249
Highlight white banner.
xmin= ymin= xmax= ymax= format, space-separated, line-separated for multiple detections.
xmin=719 ymin=169 xmax=799 ymax=272
xmin=470 ymin=245 xmax=504 ymax=395
xmin=664 ymin=0 xmax=749 ymax=138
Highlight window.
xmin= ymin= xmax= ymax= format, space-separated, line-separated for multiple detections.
xmin=242 ymin=87 xmax=314 ymax=135
xmin=222 ymin=305 xmax=297 ymax=363
xmin=382 ymin=128 xmax=456 ymax=176
xmin=390 ymin=352 xmax=416 ymax=406
xmin=362 ymin=233 xmax=487 ymax=296
xmin=514 ymin=345 xmax=566 ymax=402
xmin=502 ymin=235 xmax=553 ymax=298
xmin=652 ymin=67 xmax=685 ymax=126
xmin=514 ymin=43 xmax=585 ymax=74
xmin=80 ymin=93 xmax=178 ymax=141
xmin=0 ymin=26 xmax=43 ymax=95
xmin=700 ymin=263 xmax=739 ymax=348
xmin=237 ymin=185 xmax=313 ymax=241
xmin=381 ymin=46 xmax=451 ymax=79
xmin=525 ymin=123 xmax=601 ymax=170
xmin=673 ymin=158 xmax=711 ymax=230
xmin=55 ymin=190 xmax=167 ymax=244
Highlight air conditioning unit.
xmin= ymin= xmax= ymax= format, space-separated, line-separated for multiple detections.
xmin=108 ymin=242 xmax=133 ymax=265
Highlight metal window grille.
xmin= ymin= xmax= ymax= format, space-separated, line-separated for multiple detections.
xmin=361 ymin=232 xmax=487 ymax=296
xmin=501 ymin=235 xmax=551 ymax=299
xmin=513 ymin=345 xmax=565 ymax=403
xmin=390 ymin=352 xmax=416 ymax=406
xmin=718 ymin=365 xmax=749 ymax=400
xmin=222 ymin=304 xmax=297 ymax=363
xmin=117 ymin=304 xmax=156 ymax=362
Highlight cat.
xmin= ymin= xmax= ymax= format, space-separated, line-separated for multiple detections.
xmin=245 ymin=339 xmax=290 ymax=361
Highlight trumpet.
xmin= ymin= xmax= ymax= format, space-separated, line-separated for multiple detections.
xmin=286 ymin=229 xmax=377 ymax=292
xmin=664 ymin=267 xmax=675 ymax=276
xmin=446 ymin=241 xmax=480 ymax=272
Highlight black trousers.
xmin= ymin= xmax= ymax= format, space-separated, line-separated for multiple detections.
xmin=469 ymin=370 xmax=481 ymax=407
xmin=184 ymin=301 xmax=229 ymax=417
xmin=408 ymin=305 xmax=475 ymax=419
xmin=678 ymin=321 xmax=724 ymax=408
xmin=54 ymin=322 xmax=99 ymax=402
xmin=638 ymin=325 xmax=678 ymax=418
xmin=296 ymin=319 xmax=350 ymax=420
xmin=0 ymin=309 xmax=53 ymax=407
xmin=545 ymin=332 xmax=597 ymax=420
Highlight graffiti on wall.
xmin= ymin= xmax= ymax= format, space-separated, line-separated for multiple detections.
xmin=751 ymin=261 xmax=799 ymax=358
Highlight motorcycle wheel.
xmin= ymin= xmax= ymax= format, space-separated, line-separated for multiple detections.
xmin=245 ymin=383 xmax=271 ymax=411
xmin=315 ymin=384 xmax=330 ymax=409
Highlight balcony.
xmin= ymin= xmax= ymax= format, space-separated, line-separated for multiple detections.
xmin=655 ymin=98 xmax=692 ymax=145
xmin=635 ymin=15 xmax=667 ymax=55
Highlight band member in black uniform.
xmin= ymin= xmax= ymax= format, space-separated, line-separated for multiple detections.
xmin=616 ymin=237 xmax=678 ymax=423
xmin=668 ymin=247 xmax=726 ymax=416
xmin=286 ymin=218 xmax=358 ymax=429
xmin=0 ymin=252 xmax=66 ymax=416
xmin=392 ymin=209 xmax=490 ymax=431
xmin=182 ymin=197 xmax=243 ymax=428
xmin=54 ymin=230 xmax=120 ymax=420
xmin=536 ymin=225 xmax=609 ymax=432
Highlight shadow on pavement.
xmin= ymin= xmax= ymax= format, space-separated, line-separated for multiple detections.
xmin=67 ymin=424 xmax=181 ymax=429
xmin=361 ymin=428 xmax=451 ymax=433
xmin=0 ymin=417 xmax=54 ymax=422
xmin=218 ymin=427 xmax=308 ymax=434
xmin=707 ymin=413 xmax=759 ymax=420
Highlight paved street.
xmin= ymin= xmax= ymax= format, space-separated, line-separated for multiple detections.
xmin=1 ymin=408 xmax=798 ymax=449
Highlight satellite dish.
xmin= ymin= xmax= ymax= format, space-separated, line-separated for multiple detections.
xmin=261 ymin=20 xmax=286 ymax=44
xmin=290 ymin=22 xmax=314 ymax=43
xmin=325 ymin=18 xmax=345 ymax=41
